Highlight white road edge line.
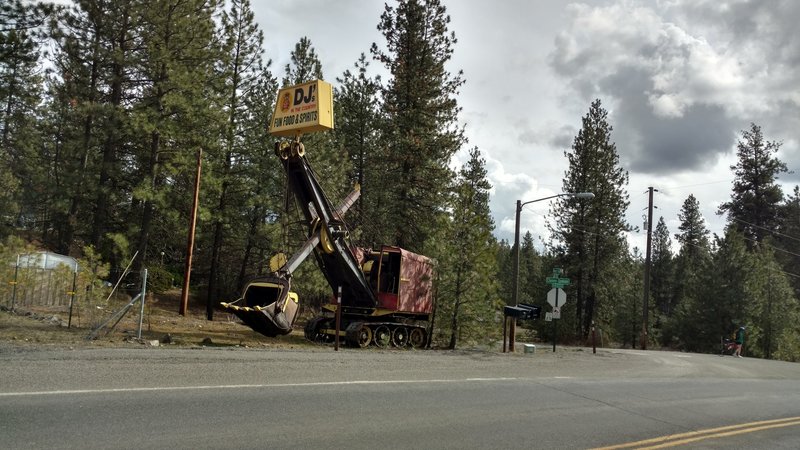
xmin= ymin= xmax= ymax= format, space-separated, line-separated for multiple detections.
xmin=0 ymin=377 xmax=521 ymax=397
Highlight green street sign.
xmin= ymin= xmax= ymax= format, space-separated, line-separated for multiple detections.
xmin=546 ymin=268 xmax=570 ymax=288
xmin=547 ymin=279 xmax=570 ymax=288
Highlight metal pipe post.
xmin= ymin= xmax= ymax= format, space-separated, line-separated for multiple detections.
xmin=552 ymin=287 xmax=559 ymax=352
xmin=138 ymin=268 xmax=148 ymax=339
xmin=68 ymin=263 xmax=78 ymax=328
xmin=334 ymin=286 xmax=342 ymax=351
xmin=502 ymin=316 xmax=508 ymax=353
xmin=11 ymin=254 xmax=19 ymax=311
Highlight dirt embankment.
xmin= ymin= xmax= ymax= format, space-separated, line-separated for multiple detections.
xmin=0 ymin=291 xmax=310 ymax=350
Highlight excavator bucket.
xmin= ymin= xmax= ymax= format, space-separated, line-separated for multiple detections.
xmin=220 ymin=277 xmax=299 ymax=337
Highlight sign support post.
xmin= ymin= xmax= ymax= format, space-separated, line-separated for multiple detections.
xmin=546 ymin=268 xmax=570 ymax=352
xmin=554 ymin=289 xmax=558 ymax=352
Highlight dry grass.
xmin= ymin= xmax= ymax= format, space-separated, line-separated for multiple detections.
xmin=0 ymin=289 xmax=311 ymax=350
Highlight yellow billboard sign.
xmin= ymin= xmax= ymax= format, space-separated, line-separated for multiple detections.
xmin=269 ymin=80 xmax=334 ymax=137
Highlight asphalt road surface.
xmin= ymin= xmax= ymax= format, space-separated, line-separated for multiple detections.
xmin=1 ymin=345 xmax=799 ymax=449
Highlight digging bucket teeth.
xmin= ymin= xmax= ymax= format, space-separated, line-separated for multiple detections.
xmin=220 ymin=277 xmax=299 ymax=337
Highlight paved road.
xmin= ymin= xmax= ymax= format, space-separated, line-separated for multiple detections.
xmin=1 ymin=345 xmax=799 ymax=449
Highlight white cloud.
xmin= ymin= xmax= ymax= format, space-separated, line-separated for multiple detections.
xmin=251 ymin=0 xmax=800 ymax=250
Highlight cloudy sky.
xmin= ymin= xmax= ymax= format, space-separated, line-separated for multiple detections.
xmin=252 ymin=0 xmax=800 ymax=252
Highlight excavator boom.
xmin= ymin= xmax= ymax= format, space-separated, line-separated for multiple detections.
xmin=220 ymin=141 xmax=372 ymax=336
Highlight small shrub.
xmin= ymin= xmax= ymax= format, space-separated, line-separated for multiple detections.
xmin=145 ymin=266 xmax=175 ymax=294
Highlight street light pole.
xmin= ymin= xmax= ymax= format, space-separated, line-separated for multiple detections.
xmin=509 ymin=199 xmax=522 ymax=352
xmin=508 ymin=192 xmax=594 ymax=353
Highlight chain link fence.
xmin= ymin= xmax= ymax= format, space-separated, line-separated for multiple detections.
xmin=2 ymin=251 xmax=114 ymax=329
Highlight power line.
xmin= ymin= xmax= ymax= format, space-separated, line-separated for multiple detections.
xmin=674 ymin=234 xmax=800 ymax=280
xmin=737 ymin=234 xmax=800 ymax=259
xmin=656 ymin=180 xmax=731 ymax=196
xmin=730 ymin=217 xmax=800 ymax=243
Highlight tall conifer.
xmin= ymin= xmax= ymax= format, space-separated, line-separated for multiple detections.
xmin=371 ymin=0 xmax=465 ymax=252
xmin=130 ymin=0 xmax=222 ymax=272
xmin=435 ymin=147 xmax=497 ymax=349
xmin=651 ymin=217 xmax=674 ymax=316
xmin=547 ymin=99 xmax=630 ymax=338
xmin=206 ymin=0 xmax=273 ymax=309
xmin=0 ymin=1 xmax=51 ymax=238
xmin=334 ymin=54 xmax=384 ymax=242
xmin=718 ymin=123 xmax=787 ymax=246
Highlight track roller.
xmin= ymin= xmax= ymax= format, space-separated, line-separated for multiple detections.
xmin=391 ymin=326 xmax=408 ymax=347
xmin=373 ymin=325 xmax=391 ymax=348
xmin=409 ymin=327 xmax=427 ymax=349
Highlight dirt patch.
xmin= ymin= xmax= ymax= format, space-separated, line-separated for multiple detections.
xmin=0 ymin=290 xmax=312 ymax=350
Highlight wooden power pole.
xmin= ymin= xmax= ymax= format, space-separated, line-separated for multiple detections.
xmin=641 ymin=186 xmax=655 ymax=349
xmin=180 ymin=149 xmax=202 ymax=316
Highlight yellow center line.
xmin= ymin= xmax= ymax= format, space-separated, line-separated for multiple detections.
xmin=592 ymin=416 xmax=800 ymax=450
xmin=638 ymin=420 xmax=800 ymax=449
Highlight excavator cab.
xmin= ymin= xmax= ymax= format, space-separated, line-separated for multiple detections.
xmin=220 ymin=277 xmax=299 ymax=337
xmin=367 ymin=249 xmax=401 ymax=311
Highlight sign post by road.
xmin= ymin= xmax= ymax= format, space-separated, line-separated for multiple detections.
xmin=546 ymin=268 xmax=570 ymax=352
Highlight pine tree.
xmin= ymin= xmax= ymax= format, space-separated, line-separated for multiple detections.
xmin=434 ymin=147 xmax=498 ymax=349
xmin=282 ymin=36 xmax=322 ymax=87
xmin=748 ymin=243 xmax=799 ymax=359
xmin=334 ymin=54 xmax=384 ymax=242
xmin=776 ymin=186 xmax=800 ymax=298
xmin=687 ymin=229 xmax=750 ymax=352
xmin=44 ymin=0 xmax=132 ymax=254
xmin=235 ymin=72 xmax=281 ymax=287
xmin=650 ymin=217 xmax=675 ymax=345
xmin=547 ymin=99 xmax=630 ymax=338
xmin=519 ymin=231 xmax=543 ymax=306
xmin=651 ymin=217 xmax=674 ymax=311
xmin=495 ymin=239 xmax=514 ymax=305
xmin=610 ymin=246 xmax=644 ymax=348
xmin=281 ymin=36 xmax=348 ymax=202
xmin=667 ymin=194 xmax=712 ymax=349
xmin=206 ymin=0 xmax=273 ymax=310
xmin=672 ymin=194 xmax=711 ymax=304
xmin=673 ymin=194 xmax=711 ymax=281
xmin=89 ymin=0 xmax=141 ymax=260
xmin=129 ymin=0 xmax=223 ymax=274
xmin=718 ymin=123 xmax=787 ymax=246
xmin=371 ymin=0 xmax=465 ymax=252
xmin=0 ymin=1 xmax=52 ymax=237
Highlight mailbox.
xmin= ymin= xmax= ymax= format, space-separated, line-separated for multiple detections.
xmin=504 ymin=304 xmax=541 ymax=321
xmin=519 ymin=303 xmax=541 ymax=320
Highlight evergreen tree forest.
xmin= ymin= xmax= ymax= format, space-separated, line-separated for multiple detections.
xmin=1 ymin=0 xmax=798 ymax=358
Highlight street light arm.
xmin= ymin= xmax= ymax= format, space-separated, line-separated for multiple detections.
xmin=519 ymin=194 xmax=560 ymax=209
xmin=518 ymin=192 xmax=595 ymax=210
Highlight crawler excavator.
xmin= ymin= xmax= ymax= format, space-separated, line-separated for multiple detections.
xmin=220 ymin=136 xmax=436 ymax=348
xmin=221 ymin=80 xmax=435 ymax=348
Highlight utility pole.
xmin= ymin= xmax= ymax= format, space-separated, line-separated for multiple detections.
xmin=180 ymin=149 xmax=202 ymax=317
xmin=641 ymin=187 xmax=655 ymax=350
